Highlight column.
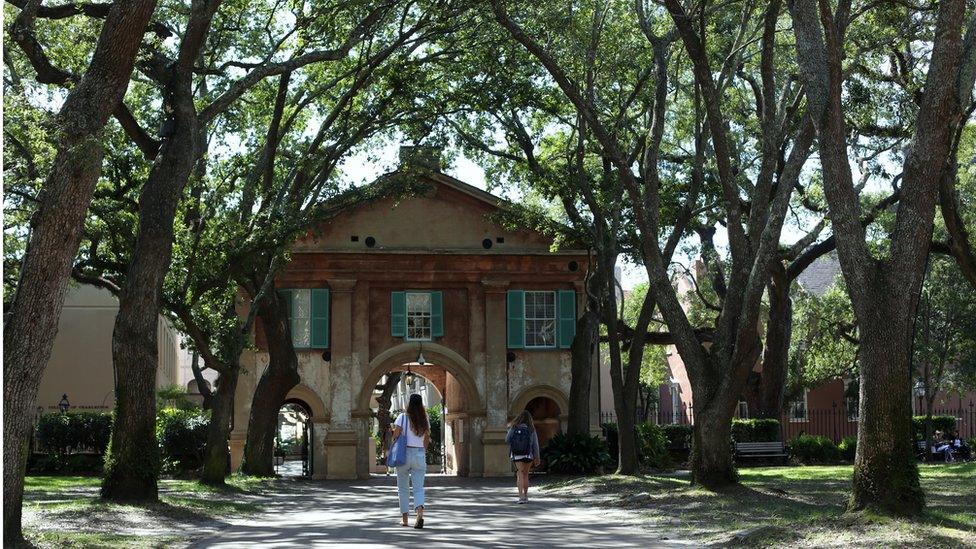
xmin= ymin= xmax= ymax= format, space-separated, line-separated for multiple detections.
xmin=481 ymin=279 xmax=511 ymax=476
xmin=324 ymin=278 xmax=358 ymax=479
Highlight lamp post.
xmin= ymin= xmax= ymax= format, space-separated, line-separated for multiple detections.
xmin=58 ymin=394 xmax=70 ymax=414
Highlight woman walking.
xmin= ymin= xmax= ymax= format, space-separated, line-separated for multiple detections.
xmin=506 ymin=410 xmax=541 ymax=504
xmin=392 ymin=393 xmax=430 ymax=528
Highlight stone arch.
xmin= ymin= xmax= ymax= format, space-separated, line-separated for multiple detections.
xmin=285 ymin=383 xmax=328 ymax=420
xmin=509 ymin=384 xmax=569 ymax=419
xmin=355 ymin=341 xmax=484 ymax=415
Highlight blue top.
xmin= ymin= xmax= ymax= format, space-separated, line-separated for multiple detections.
xmin=506 ymin=424 xmax=541 ymax=460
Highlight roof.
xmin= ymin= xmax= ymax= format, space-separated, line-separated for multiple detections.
xmin=796 ymin=254 xmax=842 ymax=297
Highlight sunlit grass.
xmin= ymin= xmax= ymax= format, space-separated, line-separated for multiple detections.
xmin=543 ymin=463 xmax=976 ymax=547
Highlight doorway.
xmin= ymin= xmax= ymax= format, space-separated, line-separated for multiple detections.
xmin=277 ymin=399 xmax=312 ymax=477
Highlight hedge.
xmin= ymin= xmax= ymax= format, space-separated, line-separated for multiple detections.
xmin=731 ymin=419 xmax=780 ymax=443
xmin=787 ymin=434 xmax=839 ymax=464
xmin=912 ymin=415 xmax=957 ymax=439
xmin=662 ymin=424 xmax=692 ymax=448
xmin=838 ymin=435 xmax=857 ymax=461
xmin=35 ymin=412 xmax=112 ymax=456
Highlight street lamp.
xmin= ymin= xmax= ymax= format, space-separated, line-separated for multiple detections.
xmin=58 ymin=394 xmax=70 ymax=414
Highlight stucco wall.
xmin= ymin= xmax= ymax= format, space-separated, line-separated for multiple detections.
xmin=37 ymin=284 xmax=184 ymax=414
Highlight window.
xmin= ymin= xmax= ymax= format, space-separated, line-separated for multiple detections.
xmin=406 ymin=292 xmax=432 ymax=341
xmin=789 ymin=390 xmax=809 ymax=422
xmin=281 ymin=288 xmax=329 ymax=349
xmin=290 ymin=289 xmax=311 ymax=348
xmin=737 ymin=400 xmax=749 ymax=419
xmin=524 ymin=291 xmax=556 ymax=348
xmin=392 ymin=291 xmax=443 ymax=339
xmin=844 ymin=379 xmax=859 ymax=421
xmin=671 ymin=385 xmax=682 ymax=424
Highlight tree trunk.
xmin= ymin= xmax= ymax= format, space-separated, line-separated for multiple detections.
xmin=3 ymin=0 xmax=158 ymax=539
xmin=568 ymin=309 xmax=599 ymax=436
xmin=200 ymin=365 xmax=240 ymax=485
xmin=613 ymin=388 xmax=640 ymax=474
xmin=850 ymin=312 xmax=924 ymax=514
xmin=756 ymin=265 xmax=792 ymax=418
xmin=690 ymin=399 xmax=738 ymax=487
xmin=239 ymin=292 xmax=300 ymax=476
xmin=375 ymin=372 xmax=401 ymax=462
xmin=101 ymin=84 xmax=199 ymax=502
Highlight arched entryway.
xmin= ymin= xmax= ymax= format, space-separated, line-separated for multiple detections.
xmin=510 ymin=385 xmax=568 ymax=448
xmin=354 ymin=342 xmax=485 ymax=479
xmin=277 ymin=399 xmax=311 ymax=477
xmin=369 ymin=370 xmax=446 ymax=474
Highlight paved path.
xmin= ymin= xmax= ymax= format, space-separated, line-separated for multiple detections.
xmin=190 ymin=475 xmax=691 ymax=548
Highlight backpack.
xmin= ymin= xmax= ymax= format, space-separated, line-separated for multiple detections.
xmin=510 ymin=424 xmax=532 ymax=456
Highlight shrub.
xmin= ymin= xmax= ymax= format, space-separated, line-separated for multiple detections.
xmin=156 ymin=408 xmax=210 ymax=472
xmin=636 ymin=423 xmax=671 ymax=469
xmin=35 ymin=412 xmax=112 ymax=456
xmin=662 ymin=424 xmax=692 ymax=448
xmin=838 ymin=436 xmax=857 ymax=461
xmin=787 ymin=434 xmax=839 ymax=464
xmin=911 ymin=415 xmax=957 ymax=440
xmin=27 ymin=453 xmax=104 ymax=475
xmin=731 ymin=419 xmax=781 ymax=443
xmin=543 ymin=433 xmax=611 ymax=474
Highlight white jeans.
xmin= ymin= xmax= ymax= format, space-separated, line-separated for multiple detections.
xmin=396 ymin=446 xmax=426 ymax=514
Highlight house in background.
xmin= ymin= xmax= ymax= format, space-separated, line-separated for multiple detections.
xmin=602 ymin=255 xmax=976 ymax=442
xmin=229 ymin=148 xmax=600 ymax=479
xmin=36 ymin=284 xmax=184 ymax=416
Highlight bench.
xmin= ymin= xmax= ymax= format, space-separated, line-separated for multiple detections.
xmin=735 ymin=441 xmax=788 ymax=464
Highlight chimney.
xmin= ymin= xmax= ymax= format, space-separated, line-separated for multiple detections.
xmin=399 ymin=145 xmax=443 ymax=172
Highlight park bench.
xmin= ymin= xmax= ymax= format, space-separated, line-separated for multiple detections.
xmin=735 ymin=441 xmax=788 ymax=464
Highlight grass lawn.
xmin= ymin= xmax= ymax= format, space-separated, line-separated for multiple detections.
xmin=22 ymin=475 xmax=276 ymax=548
xmin=542 ymin=463 xmax=976 ymax=547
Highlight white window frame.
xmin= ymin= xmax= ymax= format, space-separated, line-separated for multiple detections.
xmin=789 ymin=390 xmax=809 ymax=423
xmin=737 ymin=400 xmax=749 ymax=419
xmin=523 ymin=291 xmax=557 ymax=348
xmin=405 ymin=291 xmax=432 ymax=341
xmin=844 ymin=380 xmax=859 ymax=422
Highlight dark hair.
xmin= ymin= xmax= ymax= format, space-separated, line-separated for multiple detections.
xmin=406 ymin=393 xmax=430 ymax=437
xmin=509 ymin=410 xmax=535 ymax=432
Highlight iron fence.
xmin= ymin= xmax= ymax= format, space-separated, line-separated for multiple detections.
xmin=600 ymin=400 xmax=976 ymax=444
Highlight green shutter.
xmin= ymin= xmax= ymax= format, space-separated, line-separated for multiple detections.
xmin=391 ymin=291 xmax=406 ymax=337
xmin=311 ymin=289 xmax=330 ymax=348
xmin=507 ymin=290 xmax=525 ymax=349
xmin=430 ymin=291 xmax=443 ymax=338
xmin=558 ymin=289 xmax=577 ymax=349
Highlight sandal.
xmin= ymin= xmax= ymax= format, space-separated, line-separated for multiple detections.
xmin=414 ymin=518 xmax=425 ymax=529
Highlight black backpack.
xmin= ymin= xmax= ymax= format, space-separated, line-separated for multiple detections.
xmin=510 ymin=424 xmax=532 ymax=456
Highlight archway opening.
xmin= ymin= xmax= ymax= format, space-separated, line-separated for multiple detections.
xmin=276 ymin=399 xmax=312 ymax=477
xmin=368 ymin=361 xmax=471 ymax=477
xmin=525 ymin=396 xmax=561 ymax=448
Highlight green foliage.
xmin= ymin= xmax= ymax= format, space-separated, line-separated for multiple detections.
xmin=156 ymin=408 xmax=210 ymax=473
xmin=662 ymin=424 xmax=692 ymax=449
xmin=35 ymin=412 xmax=112 ymax=457
xmin=789 ymin=283 xmax=858 ymax=392
xmin=912 ymin=416 xmax=957 ymax=440
xmin=602 ymin=422 xmax=670 ymax=468
xmin=636 ymin=423 xmax=671 ymax=469
xmin=731 ymin=419 xmax=781 ymax=443
xmin=787 ymin=435 xmax=840 ymax=464
xmin=913 ymin=256 xmax=976 ymax=398
xmin=838 ymin=436 xmax=857 ymax=462
xmin=543 ymin=433 xmax=611 ymax=475
xmin=156 ymin=384 xmax=197 ymax=411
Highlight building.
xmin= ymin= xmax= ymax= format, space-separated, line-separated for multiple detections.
xmin=229 ymin=153 xmax=600 ymax=479
xmin=637 ymin=255 xmax=976 ymax=442
xmin=36 ymin=284 xmax=183 ymax=415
